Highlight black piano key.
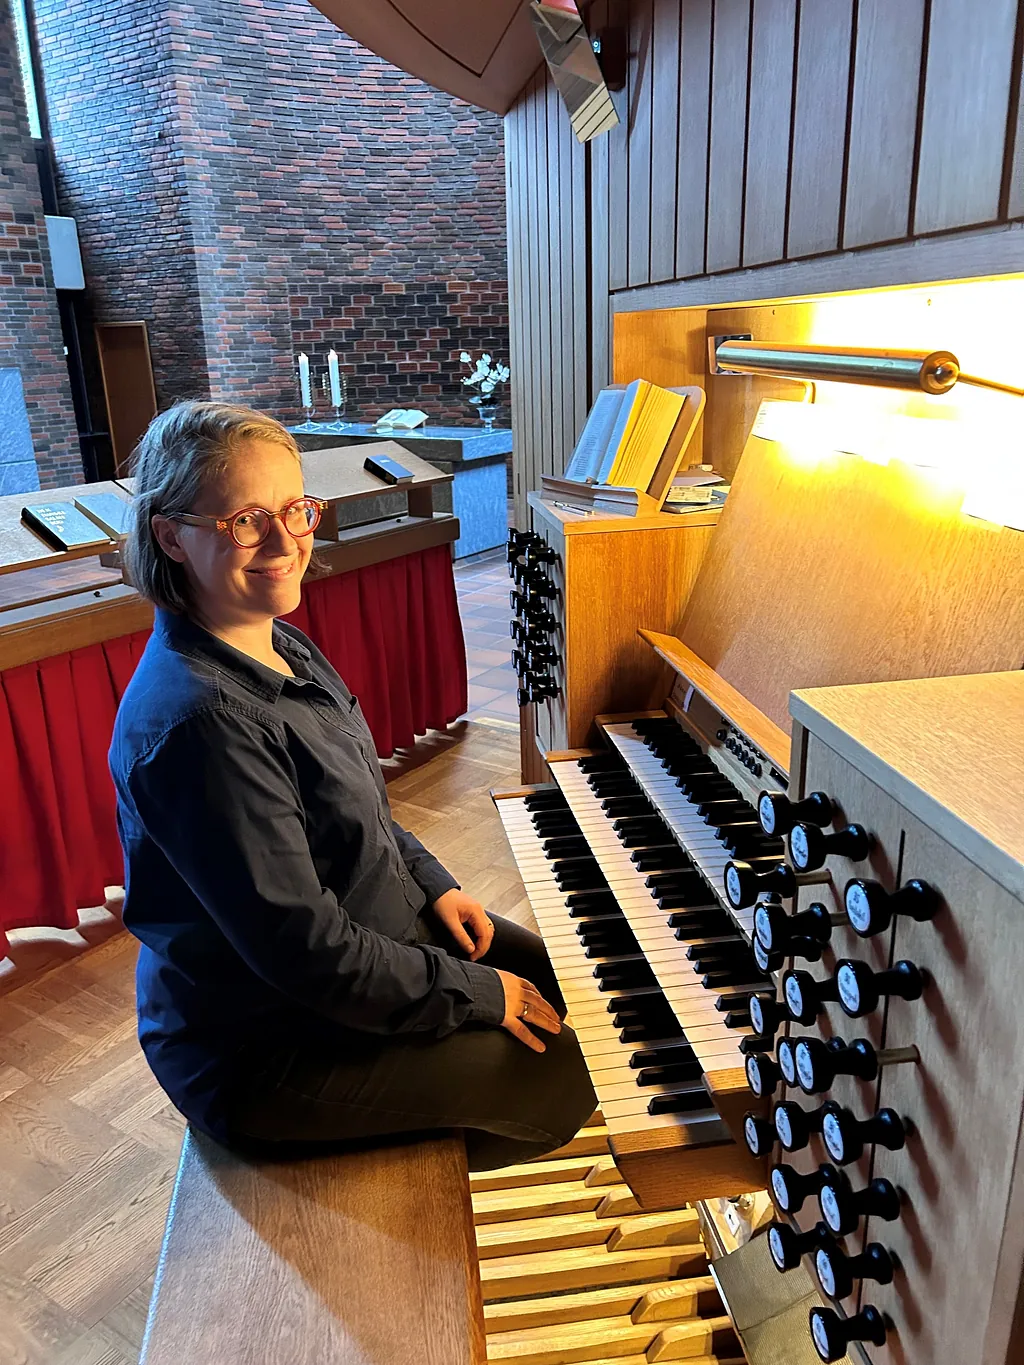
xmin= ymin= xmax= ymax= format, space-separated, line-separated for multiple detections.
xmin=715 ymin=990 xmax=755 ymax=1012
xmin=555 ymin=869 xmax=608 ymax=891
xmin=618 ymin=828 xmax=675 ymax=849
xmin=724 ymin=1009 xmax=752 ymax=1028
xmin=684 ymin=937 xmax=746 ymax=961
xmin=597 ymin=967 xmax=657 ymax=992
xmin=635 ymin=1060 xmax=704 ymax=1087
xmin=645 ymin=869 xmax=703 ymax=890
xmin=587 ymin=775 xmax=638 ymax=794
xmin=550 ymin=856 xmax=600 ymax=874
xmin=697 ymin=799 xmax=753 ymax=822
xmin=531 ymin=816 xmax=579 ymax=836
xmin=601 ymin=797 xmax=651 ymax=817
xmin=567 ymin=900 xmax=621 ymax=918
xmin=584 ymin=936 xmax=639 ymax=958
xmin=648 ymin=1089 xmax=712 ymax=1116
xmin=668 ymin=909 xmax=733 ymax=934
xmin=541 ymin=836 xmax=590 ymax=858
xmin=661 ymin=889 xmax=720 ymax=911
xmin=577 ymin=754 xmax=623 ymax=773
xmin=565 ymin=890 xmax=619 ymax=913
xmin=611 ymin=815 xmax=666 ymax=834
xmin=621 ymin=1017 xmax=684 ymax=1043
xmin=702 ymin=966 xmax=771 ymax=990
xmin=523 ymin=788 xmax=565 ymax=811
xmin=630 ymin=846 xmax=689 ymax=871
xmin=630 ymin=1043 xmax=697 ymax=1069
xmin=592 ymin=956 xmax=647 ymax=978
xmin=739 ymin=1033 xmax=774 ymax=1054
xmin=604 ymin=990 xmax=664 ymax=1013
xmin=692 ymin=952 xmax=758 ymax=976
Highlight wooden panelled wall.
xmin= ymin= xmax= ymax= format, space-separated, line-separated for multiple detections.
xmin=505 ymin=0 xmax=1024 ymax=522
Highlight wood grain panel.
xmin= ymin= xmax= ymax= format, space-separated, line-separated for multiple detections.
xmin=675 ymin=0 xmax=713 ymax=279
xmin=650 ymin=0 xmax=681 ymax=283
xmin=843 ymin=0 xmax=927 ymax=249
xmin=786 ymin=0 xmax=854 ymax=259
xmin=678 ymin=431 xmax=1024 ymax=736
xmin=548 ymin=75 xmax=567 ymax=475
xmin=611 ymin=306 xmax=708 ymax=464
xmin=571 ymin=114 xmax=589 ymax=437
xmin=914 ymin=0 xmax=1021 ymax=234
xmin=705 ymin=0 xmax=752 ymax=274
xmin=871 ymin=817 xmax=1024 ymax=1365
xmin=536 ymin=79 xmax=554 ymax=478
xmin=141 ymin=1104 xmax=484 ymax=1363
xmin=782 ymin=735 xmax=905 ymax=1270
xmin=628 ymin=0 xmax=655 ymax=287
xmin=1009 ymin=46 xmax=1024 ymax=219
xmin=608 ymin=60 xmax=630 ymax=291
xmin=742 ymin=0 xmax=796 ymax=267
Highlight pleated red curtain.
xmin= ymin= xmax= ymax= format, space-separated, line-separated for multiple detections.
xmin=0 ymin=544 xmax=467 ymax=952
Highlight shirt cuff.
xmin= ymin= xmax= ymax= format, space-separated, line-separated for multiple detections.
xmin=462 ymin=961 xmax=506 ymax=1026
xmin=412 ymin=861 xmax=460 ymax=907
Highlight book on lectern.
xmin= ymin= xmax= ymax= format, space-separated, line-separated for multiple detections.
xmin=21 ymin=502 xmax=112 ymax=551
xmin=74 ymin=492 xmax=134 ymax=538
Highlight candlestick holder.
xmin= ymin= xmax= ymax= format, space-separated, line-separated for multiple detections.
xmin=323 ymin=369 xmax=350 ymax=432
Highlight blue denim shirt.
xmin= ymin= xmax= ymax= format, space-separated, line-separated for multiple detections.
xmin=109 ymin=608 xmax=504 ymax=1140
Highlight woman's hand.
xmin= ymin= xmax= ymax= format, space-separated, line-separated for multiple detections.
xmin=495 ymin=969 xmax=561 ymax=1053
xmin=431 ymin=889 xmax=494 ymax=961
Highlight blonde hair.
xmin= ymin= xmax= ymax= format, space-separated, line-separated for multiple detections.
xmin=125 ymin=400 xmax=301 ymax=613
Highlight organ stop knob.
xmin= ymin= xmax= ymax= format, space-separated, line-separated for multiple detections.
xmin=820 ymin=1100 xmax=908 ymax=1165
xmin=725 ymin=860 xmax=827 ymax=910
xmin=769 ymin=1161 xmax=826 ymax=1214
xmin=743 ymin=1111 xmax=777 ymax=1158
xmin=815 ymin=1240 xmax=895 ymax=1301
xmin=844 ymin=876 xmax=941 ymax=937
xmin=757 ymin=789 xmax=834 ymax=837
xmin=835 ymin=957 xmax=926 ymax=1017
xmin=809 ymin=1306 xmax=888 ymax=1362
xmin=749 ymin=991 xmax=787 ymax=1040
xmin=768 ymin=1220 xmax=831 ymax=1272
xmin=782 ymin=968 xmax=842 ymax=1024
xmin=789 ymin=821 xmax=872 ymax=872
xmin=794 ymin=1035 xmax=919 ymax=1094
xmin=773 ymin=1099 xmax=827 ymax=1153
xmin=754 ymin=899 xmax=835 ymax=954
xmin=817 ymin=1164 xmax=902 ymax=1237
xmin=745 ymin=1051 xmax=783 ymax=1099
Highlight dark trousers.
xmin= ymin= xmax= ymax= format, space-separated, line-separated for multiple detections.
xmin=223 ymin=913 xmax=597 ymax=1171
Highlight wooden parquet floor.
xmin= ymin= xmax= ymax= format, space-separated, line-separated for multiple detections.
xmin=0 ymin=720 xmax=529 ymax=1365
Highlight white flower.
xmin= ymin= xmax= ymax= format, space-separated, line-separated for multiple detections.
xmin=482 ymin=353 xmax=491 ymax=364
xmin=459 ymin=351 xmax=471 ymax=363
xmin=481 ymin=380 xmax=495 ymax=393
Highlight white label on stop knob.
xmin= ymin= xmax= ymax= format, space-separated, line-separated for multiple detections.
xmin=770 ymin=1166 xmax=789 ymax=1208
xmin=846 ymin=882 xmax=871 ymax=934
xmin=823 ymin=1110 xmax=844 ymax=1162
xmin=785 ymin=974 xmax=804 ymax=1018
xmin=775 ymin=1107 xmax=794 ymax=1149
xmin=726 ymin=865 xmax=742 ymax=906
xmin=790 ymin=824 xmax=810 ymax=869
xmin=796 ymin=1043 xmax=816 ymax=1091
xmin=758 ymin=793 xmax=777 ymax=834
xmin=820 ymin=1183 xmax=842 ymax=1232
xmin=837 ymin=963 xmax=861 ymax=1014
xmin=811 ymin=1314 xmax=831 ymax=1358
xmin=753 ymin=903 xmax=772 ymax=947
xmin=768 ymin=1225 xmax=786 ymax=1270
xmin=815 ymin=1248 xmax=837 ymax=1299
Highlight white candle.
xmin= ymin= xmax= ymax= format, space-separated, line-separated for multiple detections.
xmin=298 ymin=353 xmax=312 ymax=408
xmin=328 ymin=350 xmax=342 ymax=407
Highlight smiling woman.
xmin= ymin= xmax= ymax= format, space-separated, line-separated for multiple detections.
xmin=108 ymin=400 xmax=595 ymax=1169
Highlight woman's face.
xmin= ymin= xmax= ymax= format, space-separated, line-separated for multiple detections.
xmin=156 ymin=440 xmax=312 ymax=628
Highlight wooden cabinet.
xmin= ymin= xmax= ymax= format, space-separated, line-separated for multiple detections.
xmin=519 ymin=493 xmax=718 ymax=780
xmin=773 ymin=670 xmax=1024 ymax=1364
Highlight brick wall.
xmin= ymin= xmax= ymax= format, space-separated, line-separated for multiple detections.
xmin=32 ymin=0 xmax=211 ymax=409
xmin=0 ymin=0 xmax=79 ymax=487
xmin=33 ymin=0 xmax=508 ymax=429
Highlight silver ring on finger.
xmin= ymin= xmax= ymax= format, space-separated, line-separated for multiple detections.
xmin=522 ymin=1002 xmax=530 ymax=1020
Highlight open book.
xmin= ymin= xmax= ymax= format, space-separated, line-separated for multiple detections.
xmin=563 ymin=380 xmax=686 ymax=491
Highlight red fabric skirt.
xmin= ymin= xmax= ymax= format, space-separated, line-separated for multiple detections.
xmin=0 ymin=544 xmax=466 ymax=951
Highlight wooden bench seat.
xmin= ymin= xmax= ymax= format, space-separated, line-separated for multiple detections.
xmin=141 ymin=1127 xmax=485 ymax=1365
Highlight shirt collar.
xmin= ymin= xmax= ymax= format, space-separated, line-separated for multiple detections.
xmin=154 ymin=608 xmax=312 ymax=702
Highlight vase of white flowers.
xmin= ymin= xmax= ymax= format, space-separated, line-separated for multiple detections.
xmin=460 ymin=351 xmax=510 ymax=430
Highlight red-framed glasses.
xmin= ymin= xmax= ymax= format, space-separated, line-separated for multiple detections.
xmin=171 ymin=496 xmax=329 ymax=548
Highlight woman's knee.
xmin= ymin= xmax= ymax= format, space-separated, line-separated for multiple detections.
xmin=532 ymin=1025 xmax=597 ymax=1141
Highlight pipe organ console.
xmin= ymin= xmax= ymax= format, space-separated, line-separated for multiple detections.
xmin=491 ymin=417 xmax=1024 ymax=1364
